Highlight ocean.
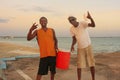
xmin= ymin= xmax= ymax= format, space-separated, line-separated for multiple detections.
xmin=0 ymin=37 xmax=120 ymax=53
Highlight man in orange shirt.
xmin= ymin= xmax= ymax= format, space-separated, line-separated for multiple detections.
xmin=27 ymin=17 xmax=58 ymax=80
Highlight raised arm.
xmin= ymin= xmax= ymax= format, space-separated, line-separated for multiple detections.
xmin=27 ymin=23 xmax=38 ymax=41
xmin=87 ymin=11 xmax=95 ymax=27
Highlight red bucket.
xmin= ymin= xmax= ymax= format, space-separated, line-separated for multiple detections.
xmin=56 ymin=51 xmax=70 ymax=70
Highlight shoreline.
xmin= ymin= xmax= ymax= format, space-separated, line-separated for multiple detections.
xmin=0 ymin=42 xmax=120 ymax=80
xmin=1 ymin=37 xmax=120 ymax=53
xmin=0 ymin=42 xmax=39 ymax=58
xmin=0 ymin=42 xmax=119 ymax=57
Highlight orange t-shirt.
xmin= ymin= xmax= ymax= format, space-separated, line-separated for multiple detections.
xmin=37 ymin=28 xmax=56 ymax=58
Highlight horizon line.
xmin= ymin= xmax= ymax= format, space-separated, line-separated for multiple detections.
xmin=0 ymin=36 xmax=120 ymax=38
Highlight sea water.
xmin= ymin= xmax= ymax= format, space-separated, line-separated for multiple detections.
xmin=0 ymin=37 xmax=120 ymax=53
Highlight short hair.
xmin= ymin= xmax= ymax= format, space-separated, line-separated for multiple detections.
xmin=39 ymin=16 xmax=47 ymax=21
xmin=68 ymin=16 xmax=76 ymax=21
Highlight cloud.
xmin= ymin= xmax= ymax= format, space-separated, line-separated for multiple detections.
xmin=18 ymin=6 xmax=53 ymax=13
xmin=0 ymin=18 xmax=10 ymax=23
xmin=33 ymin=6 xmax=53 ymax=12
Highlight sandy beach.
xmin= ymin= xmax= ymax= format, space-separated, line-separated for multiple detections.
xmin=0 ymin=42 xmax=39 ymax=58
xmin=0 ymin=42 xmax=120 ymax=80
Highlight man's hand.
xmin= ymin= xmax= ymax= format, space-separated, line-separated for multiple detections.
xmin=70 ymin=46 xmax=75 ymax=52
xmin=87 ymin=11 xmax=92 ymax=19
xmin=87 ymin=11 xmax=95 ymax=27
xmin=30 ymin=23 xmax=38 ymax=31
xmin=27 ymin=23 xmax=37 ymax=41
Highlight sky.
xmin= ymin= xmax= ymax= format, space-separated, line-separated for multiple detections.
xmin=0 ymin=0 xmax=120 ymax=37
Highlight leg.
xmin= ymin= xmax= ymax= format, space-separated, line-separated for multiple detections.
xmin=36 ymin=75 xmax=42 ymax=80
xmin=77 ymin=68 xmax=81 ymax=80
xmin=87 ymin=45 xmax=95 ymax=80
xmin=77 ymin=49 xmax=84 ymax=80
xmin=0 ymin=78 xmax=3 ymax=80
xmin=49 ymin=57 xmax=56 ymax=80
xmin=50 ymin=72 xmax=55 ymax=80
xmin=90 ymin=66 xmax=95 ymax=80
xmin=36 ymin=58 xmax=48 ymax=80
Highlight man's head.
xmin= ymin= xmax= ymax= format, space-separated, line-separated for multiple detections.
xmin=68 ymin=16 xmax=78 ymax=27
xmin=39 ymin=17 xmax=48 ymax=27
xmin=68 ymin=16 xmax=76 ymax=22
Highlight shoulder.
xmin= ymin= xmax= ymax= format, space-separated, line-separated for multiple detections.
xmin=80 ymin=21 xmax=88 ymax=28
xmin=48 ymin=28 xmax=54 ymax=31
xmin=48 ymin=28 xmax=55 ymax=34
xmin=49 ymin=28 xmax=54 ymax=31
xmin=80 ymin=21 xmax=88 ymax=24
xmin=70 ymin=26 xmax=75 ymax=36
xmin=70 ymin=26 xmax=74 ymax=30
xmin=70 ymin=26 xmax=75 ymax=33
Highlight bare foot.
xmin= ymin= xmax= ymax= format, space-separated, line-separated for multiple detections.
xmin=0 ymin=78 xmax=3 ymax=80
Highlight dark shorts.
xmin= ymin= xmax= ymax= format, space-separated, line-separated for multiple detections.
xmin=37 ymin=56 xmax=56 ymax=75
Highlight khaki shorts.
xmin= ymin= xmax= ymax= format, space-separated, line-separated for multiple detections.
xmin=77 ymin=45 xmax=95 ymax=68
